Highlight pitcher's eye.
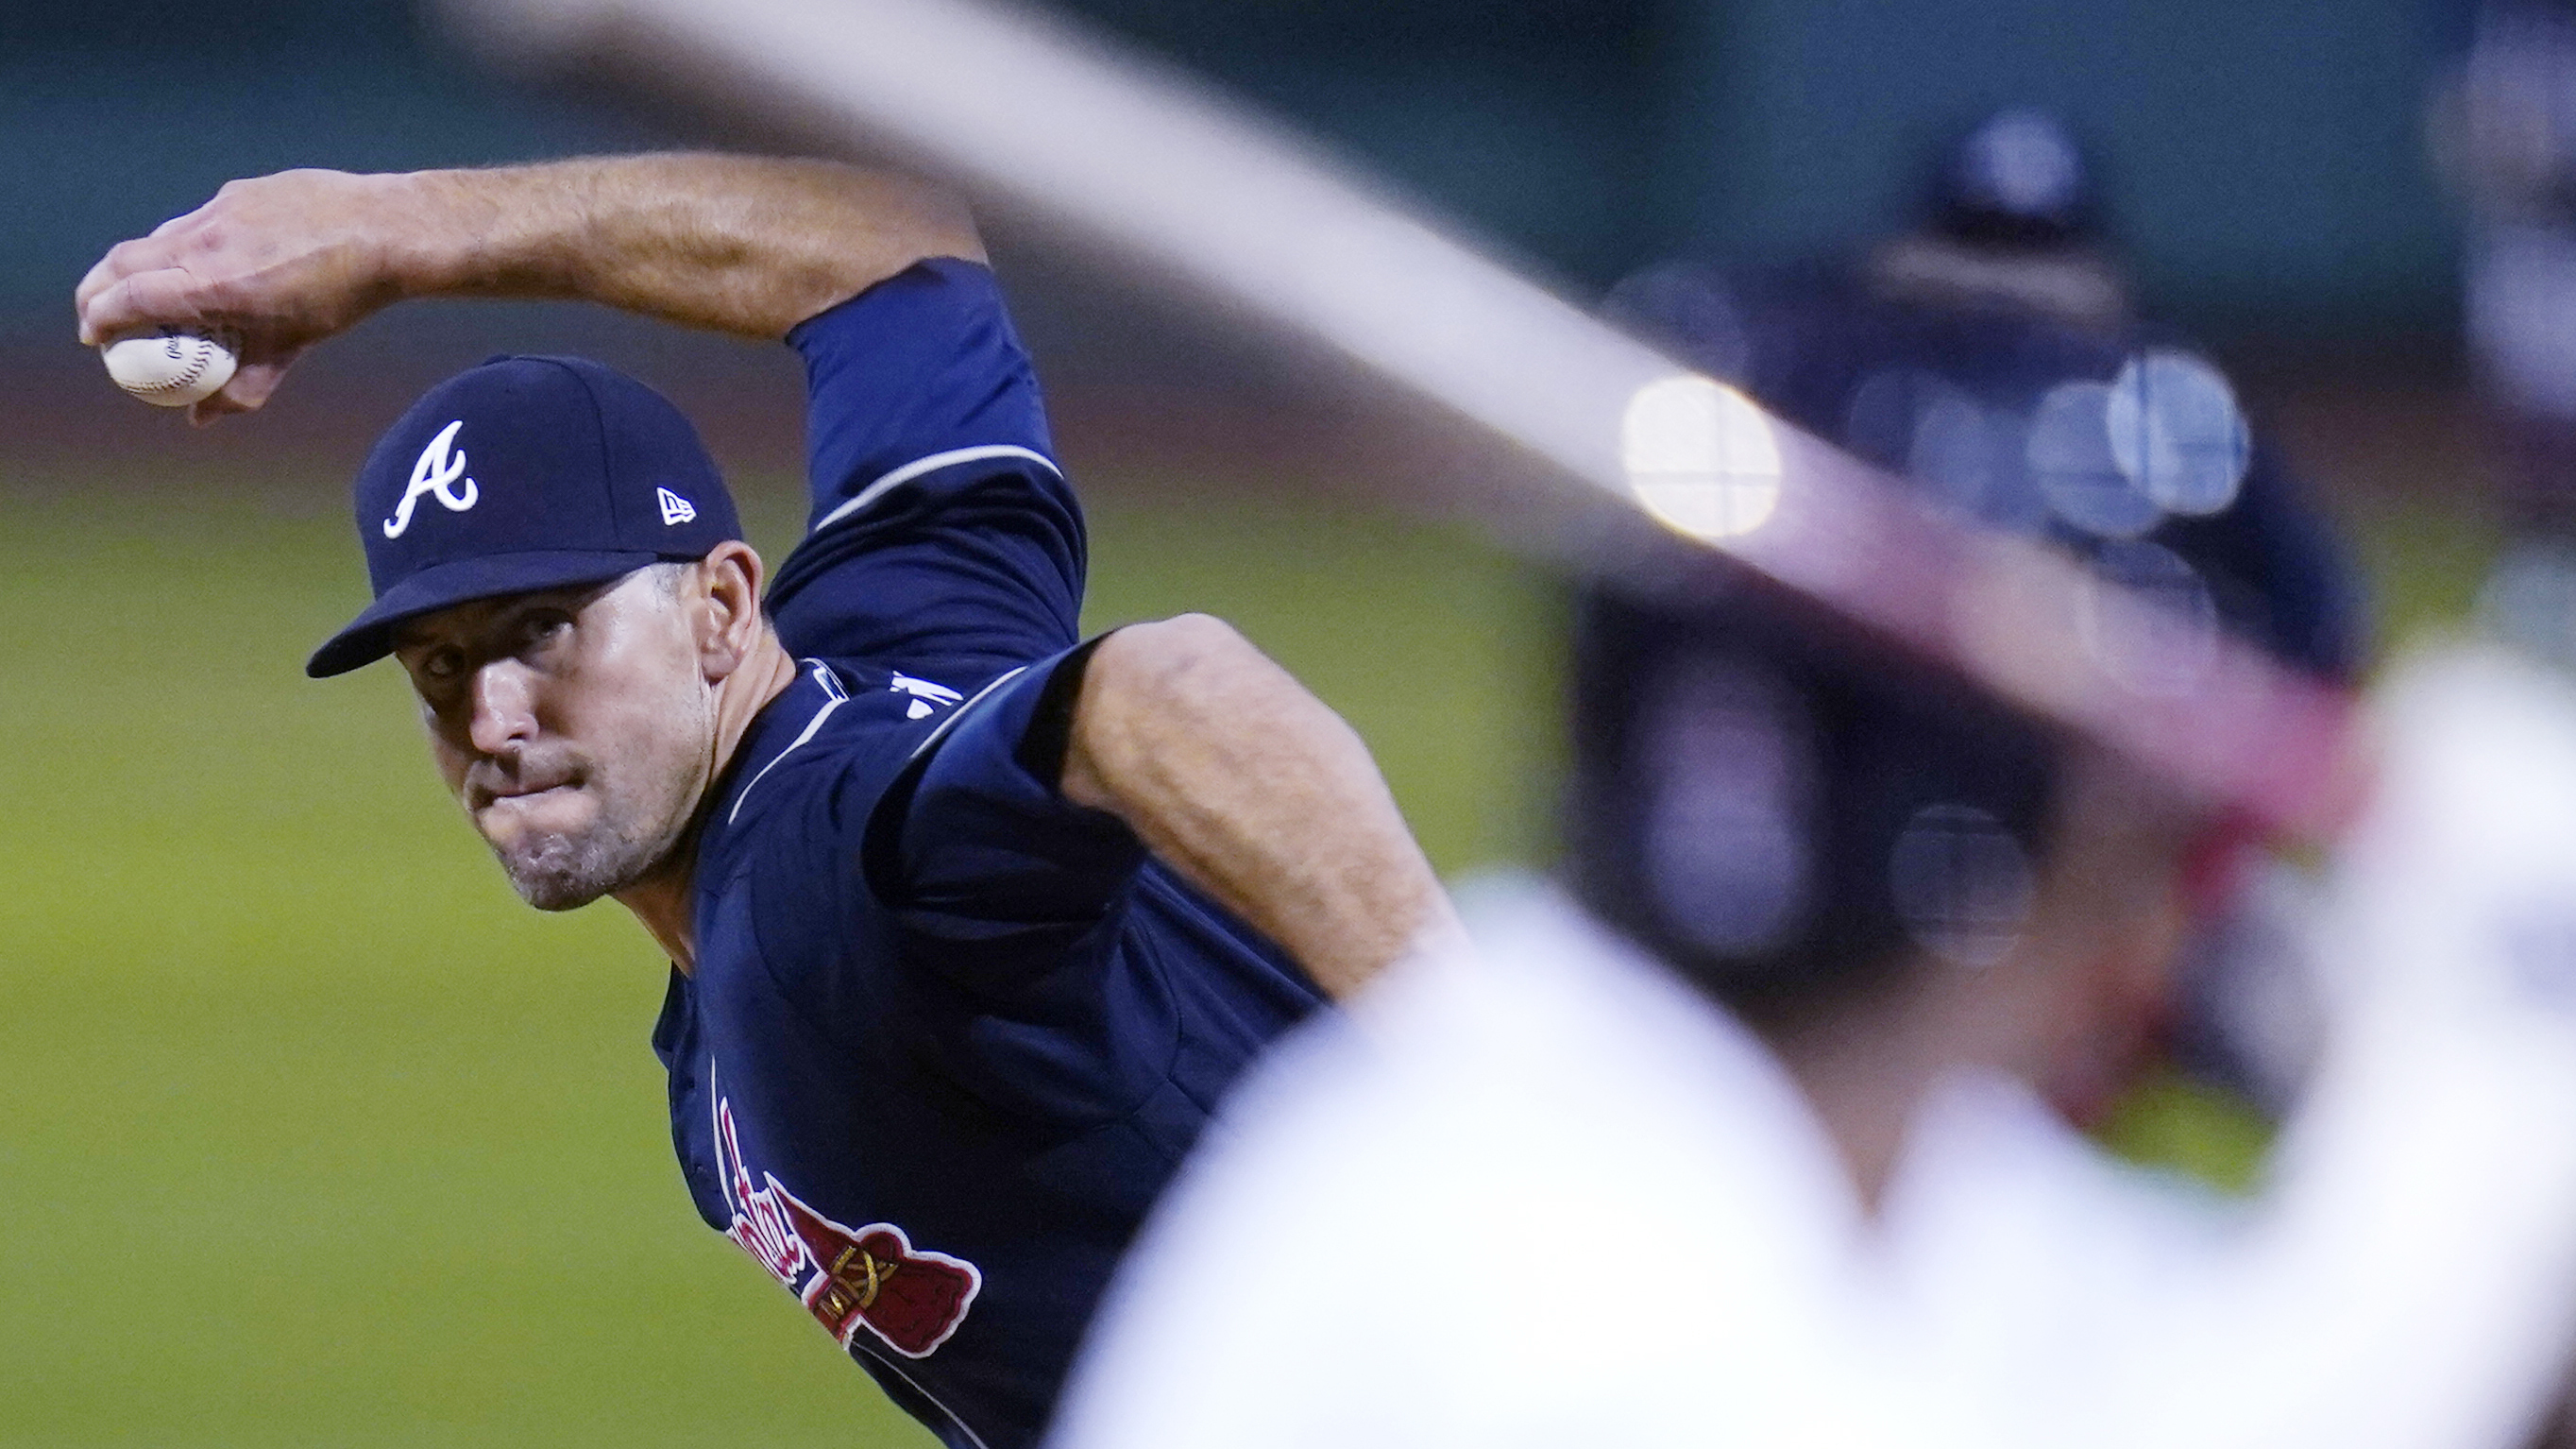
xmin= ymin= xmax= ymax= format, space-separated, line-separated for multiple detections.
xmin=417 ymin=645 xmax=465 ymax=682
xmin=517 ymin=610 xmax=574 ymax=654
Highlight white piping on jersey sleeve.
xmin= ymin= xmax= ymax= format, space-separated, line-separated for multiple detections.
xmin=901 ymin=666 xmax=1028 ymax=766
xmin=813 ymin=445 xmax=1064 ymax=536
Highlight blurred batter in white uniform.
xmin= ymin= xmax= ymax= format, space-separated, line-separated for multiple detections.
xmin=1051 ymin=278 xmax=2576 ymax=1449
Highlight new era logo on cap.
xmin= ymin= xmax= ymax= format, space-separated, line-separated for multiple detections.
xmin=306 ymin=354 xmax=744 ymax=678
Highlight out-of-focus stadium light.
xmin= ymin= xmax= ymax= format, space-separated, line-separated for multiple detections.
xmin=2031 ymin=380 xmax=2162 ymax=537
xmin=1620 ymin=376 xmax=1783 ymax=541
xmin=433 ymin=0 xmax=2359 ymax=843
xmin=2108 ymin=349 xmax=2253 ymax=516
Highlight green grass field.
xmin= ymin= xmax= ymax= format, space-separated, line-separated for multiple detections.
xmin=0 ymin=451 xmax=2486 ymax=1445
xmin=0 ymin=464 xmax=1559 ymax=1446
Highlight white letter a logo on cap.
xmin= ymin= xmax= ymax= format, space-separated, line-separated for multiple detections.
xmin=384 ymin=419 xmax=481 ymax=538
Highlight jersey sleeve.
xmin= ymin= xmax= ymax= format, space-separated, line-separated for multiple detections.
xmin=764 ymin=259 xmax=1086 ymax=685
xmin=862 ymin=638 xmax=1150 ymax=981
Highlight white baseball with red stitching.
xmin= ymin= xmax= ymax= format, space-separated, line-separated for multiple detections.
xmin=100 ymin=328 xmax=239 ymax=407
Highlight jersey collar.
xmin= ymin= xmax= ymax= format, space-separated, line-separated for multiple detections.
xmin=707 ymin=658 xmax=851 ymax=843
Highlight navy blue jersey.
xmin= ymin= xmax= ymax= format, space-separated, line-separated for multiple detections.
xmin=650 ymin=261 xmax=1325 ymax=1449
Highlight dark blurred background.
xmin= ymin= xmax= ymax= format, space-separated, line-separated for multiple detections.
xmin=0 ymin=1 xmax=2500 ymax=1444
xmin=0 ymin=0 xmax=2466 ymax=336
xmin=0 ymin=0 xmax=2493 ymax=531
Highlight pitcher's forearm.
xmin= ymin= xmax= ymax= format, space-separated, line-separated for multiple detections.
xmin=77 ymin=154 xmax=984 ymax=353
xmin=398 ymin=155 xmax=984 ymax=337
xmin=1060 ymin=615 xmax=1461 ymax=999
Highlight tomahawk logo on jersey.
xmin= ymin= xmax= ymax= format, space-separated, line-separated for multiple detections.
xmin=715 ymin=1095 xmax=981 ymax=1357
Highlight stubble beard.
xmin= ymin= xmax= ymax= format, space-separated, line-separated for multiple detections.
xmin=483 ymin=685 xmax=713 ymax=912
xmin=492 ymin=804 xmax=679 ymax=912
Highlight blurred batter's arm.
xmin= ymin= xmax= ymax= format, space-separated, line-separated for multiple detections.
xmin=1060 ymin=615 xmax=1460 ymax=1000
xmin=74 ymin=154 xmax=980 ymax=419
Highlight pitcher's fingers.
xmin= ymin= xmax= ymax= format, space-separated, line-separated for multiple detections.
xmin=188 ymin=387 xmax=254 ymax=428
xmin=75 ymin=238 xmax=180 ymax=341
xmin=227 ymin=359 xmax=290 ymax=410
xmin=80 ymin=266 xmax=219 ymax=348
xmin=146 ymin=200 xmax=213 ymax=238
xmin=188 ymin=359 xmax=291 ymax=426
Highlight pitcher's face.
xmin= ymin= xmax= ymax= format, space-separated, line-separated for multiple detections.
xmin=393 ymin=566 xmax=716 ymax=910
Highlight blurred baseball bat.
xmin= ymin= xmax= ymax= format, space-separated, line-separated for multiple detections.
xmin=433 ymin=0 xmax=2359 ymax=842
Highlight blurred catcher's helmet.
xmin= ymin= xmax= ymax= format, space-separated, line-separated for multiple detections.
xmin=1871 ymin=108 xmax=2129 ymax=330
xmin=1928 ymin=107 xmax=2100 ymax=248
xmin=1571 ymin=263 xmax=2365 ymax=1019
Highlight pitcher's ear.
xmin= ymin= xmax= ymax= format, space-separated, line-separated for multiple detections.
xmin=692 ymin=540 xmax=768 ymax=671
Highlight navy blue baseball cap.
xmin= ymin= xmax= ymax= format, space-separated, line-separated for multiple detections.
xmin=307 ymin=355 xmax=743 ymax=678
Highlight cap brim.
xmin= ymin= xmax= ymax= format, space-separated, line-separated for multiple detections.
xmin=306 ymin=549 xmax=665 ymax=678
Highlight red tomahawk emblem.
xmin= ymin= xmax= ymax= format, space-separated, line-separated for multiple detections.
xmin=778 ymin=1192 xmax=983 ymax=1358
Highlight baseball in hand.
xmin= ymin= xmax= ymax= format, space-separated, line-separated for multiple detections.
xmin=100 ymin=328 xmax=239 ymax=408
